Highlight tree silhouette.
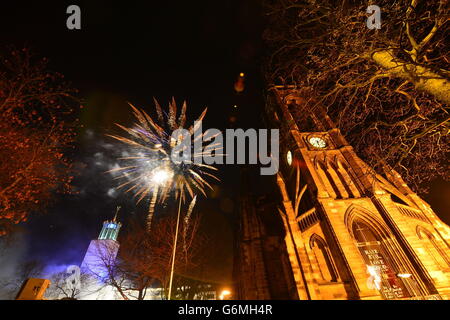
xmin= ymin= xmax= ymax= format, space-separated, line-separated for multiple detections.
xmin=264 ymin=0 xmax=449 ymax=192
xmin=0 ymin=47 xmax=79 ymax=235
xmin=90 ymin=214 xmax=206 ymax=300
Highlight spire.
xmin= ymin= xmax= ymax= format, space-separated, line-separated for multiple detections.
xmin=113 ymin=206 xmax=121 ymax=222
xmin=273 ymin=85 xmax=336 ymax=132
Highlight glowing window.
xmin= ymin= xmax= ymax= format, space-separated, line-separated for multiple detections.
xmin=286 ymin=151 xmax=293 ymax=166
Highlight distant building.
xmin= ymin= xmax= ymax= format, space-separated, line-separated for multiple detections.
xmin=81 ymin=215 xmax=121 ymax=279
xmin=79 ymin=211 xmax=122 ymax=300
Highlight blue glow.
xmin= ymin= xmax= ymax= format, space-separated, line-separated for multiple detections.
xmin=107 ymin=223 xmax=117 ymax=229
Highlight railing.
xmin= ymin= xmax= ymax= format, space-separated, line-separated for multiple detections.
xmin=297 ymin=208 xmax=320 ymax=231
xmin=396 ymin=204 xmax=430 ymax=224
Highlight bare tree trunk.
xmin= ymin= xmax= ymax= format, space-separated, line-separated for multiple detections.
xmin=370 ymin=49 xmax=450 ymax=105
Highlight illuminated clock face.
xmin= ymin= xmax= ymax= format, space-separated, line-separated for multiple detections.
xmin=286 ymin=151 xmax=293 ymax=166
xmin=309 ymin=136 xmax=327 ymax=148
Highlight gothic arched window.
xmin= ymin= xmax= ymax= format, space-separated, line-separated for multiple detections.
xmin=351 ymin=219 xmax=412 ymax=299
xmin=310 ymin=235 xmax=338 ymax=282
xmin=417 ymin=227 xmax=449 ymax=269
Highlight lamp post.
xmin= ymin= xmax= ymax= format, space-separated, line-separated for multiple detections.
xmin=168 ymin=195 xmax=183 ymax=300
xmin=148 ymin=166 xmax=180 ymax=300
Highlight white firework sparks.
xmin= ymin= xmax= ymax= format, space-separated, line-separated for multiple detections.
xmin=106 ymin=98 xmax=220 ymax=229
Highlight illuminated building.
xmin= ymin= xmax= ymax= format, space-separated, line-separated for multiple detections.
xmin=235 ymin=86 xmax=450 ymax=300
xmin=79 ymin=211 xmax=122 ymax=299
xmin=81 ymin=214 xmax=121 ymax=279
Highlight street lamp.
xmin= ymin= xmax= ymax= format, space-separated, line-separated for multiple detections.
xmin=147 ymin=166 xmax=181 ymax=301
xmin=219 ymin=289 xmax=232 ymax=300
xmin=167 ymin=195 xmax=183 ymax=300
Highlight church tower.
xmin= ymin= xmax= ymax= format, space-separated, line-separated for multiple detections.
xmin=236 ymin=86 xmax=450 ymax=300
xmin=81 ymin=208 xmax=122 ymax=280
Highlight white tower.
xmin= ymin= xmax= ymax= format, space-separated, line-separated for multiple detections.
xmin=80 ymin=207 xmax=122 ymax=299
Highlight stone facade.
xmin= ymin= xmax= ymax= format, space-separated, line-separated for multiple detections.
xmin=234 ymin=193 xmax=299 ymax=299
xmin=235 ymin=86 xmax=450 ymax=300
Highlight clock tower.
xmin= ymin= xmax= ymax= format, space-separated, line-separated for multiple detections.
xmin=235 ymin=86 xmax=450 ymax=300
xmin=81 ymin=208 xmax=122 ymax=281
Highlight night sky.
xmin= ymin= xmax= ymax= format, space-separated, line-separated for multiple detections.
xmin=0 ymin=1 xmax=266 ymax=288
xmin=0 ymin=1 xmax=448 ymax=295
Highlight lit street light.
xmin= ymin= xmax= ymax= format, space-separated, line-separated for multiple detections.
xmin=219 ymin=289 xmax=232 ymax=300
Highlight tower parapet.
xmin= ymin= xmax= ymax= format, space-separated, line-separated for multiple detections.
xmin=80 ymin=207 xmax=122 ymax=293
xmin=98 ymin=219 xmax=121 ymax=241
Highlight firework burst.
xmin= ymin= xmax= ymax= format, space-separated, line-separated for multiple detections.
xmin=106 ymin=98 xmax=220 ymax=228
